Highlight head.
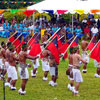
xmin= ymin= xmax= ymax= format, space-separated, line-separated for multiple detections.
xmin=74 ymin=46 xmax=80 ymax=54
xmin=1 ymin=41 xmax=6 ymax=48
xmin=9 ymin=45 xmax=15 ymax=52
xmin=7 ymin=42 xmax=12 ymax=49
xmin=69 ymin=47 xmax=74 ymax=54
xmin=44 ymin=30 xmax=48 ymax=35
xmin=22 ymin=43 xmax=28 ymax=51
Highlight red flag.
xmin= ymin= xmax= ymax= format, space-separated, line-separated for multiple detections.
xmin=57 ymin=10 xmax=68 ymax=14
xmin=29 ymin=34 xmax=41 ymax=56
xmin=67 ymin=37 xmax=79 ymax=47
xmin=24 ymin=10 xmax=36 ymax=17
xmin=9 ymin=32 xmax=18 ymax=42
xmin=52 ymin=29 xmax=62 ymax=39
xmin=58 ymin=42 xmax=69 ymax=59
xmin=47 ymin=37 xmax=60 ymax=64
xmin=87 ymin=36 xmax=96 ymax=51
xmin=16 ymin=40 xmax=25 ymax=54
xmin=58 ymin=36 xmax=66 ymax=49
xmin=90 ymin=41 xmax=100 ymax=62
xmin=13 ymin=35 xmax=23 ymax=47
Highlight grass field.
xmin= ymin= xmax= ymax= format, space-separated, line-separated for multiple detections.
xmin=0 ymin=37 xmax=100 ymax=100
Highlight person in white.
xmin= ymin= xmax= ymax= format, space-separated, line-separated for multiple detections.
xmin=72 ymin=46 xmax=87 ymax=96
xmin=91 ymin=24 xmax=98 ymax=36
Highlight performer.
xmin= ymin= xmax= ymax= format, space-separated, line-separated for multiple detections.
xmin=81 ymin=37 xmax=89 ymax=73
xmin=5 ymin=42 xmax=12 ymax=87
xmin=0 ymin=41 xmax=6 ymax=80
xmin=67 ymin=47 xmax=74 ymax=91
xmin=31 ymin=58 xmax=40 ymax=77
xmin=18 ymin=43 xmax=39 ymax=95
xmin=41 ymin=49 xmax=50 ymax=81
xmin=72 ymin=46 xmax=87 ymax=96
xmin=8 ymin=45 xmax=18 ymax=90
xmin=49 ymin=53 xmax=58 ymax=87
xmin=94 ymin=60 xmax=100 ymax=78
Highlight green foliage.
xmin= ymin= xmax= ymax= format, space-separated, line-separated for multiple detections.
xmin=62 ymin=13 xmax=72 ymax=23
xmin=0 ymin=0 xmax=43 ymax=9
xmin=3 ymin=11 xmax=26 ymax=24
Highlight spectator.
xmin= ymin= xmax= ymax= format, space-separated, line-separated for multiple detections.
xmin=91 ymin=24 xmax=98 ymax=37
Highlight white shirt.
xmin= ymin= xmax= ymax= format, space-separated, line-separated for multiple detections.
xmin=0 ymin=26 xmax=3 ymax=31
xmin=91 ymin=27 xmax=98 ymax=33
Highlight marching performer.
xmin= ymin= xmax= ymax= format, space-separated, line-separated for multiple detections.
xmin=81 ymin=37 xmax=89 ymax=73
xmin=18 ymin=43 xmax=39 ymax=95
xmin=72 ymin=46 xmax=87 ymax=96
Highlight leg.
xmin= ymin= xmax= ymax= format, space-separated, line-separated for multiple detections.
xmin=21 ymin=79 xmax=28 ymax=91
xmin=82 ymin=63 xmax=87 ymax=73
xmin=44 ymin=71 xmax=49 ymax=78
xmin=33 ymin=68 xmax=37 ymax=74
xmin=74 ymin=82 xmax=80 ymax=96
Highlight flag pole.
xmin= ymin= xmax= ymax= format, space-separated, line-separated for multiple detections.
xmin=63 ymin=36 xmax=78 ymax=55
xmin=88 ymin=40 xmax=100 ymax=56
xmin=46 ymin=28 xmax=61 ymax=42
xmin=58 ymin=35 xmax=64 ymax=41
xmin=12 ymin=34 xmax=22 ymax=44
xmin=39 ymin=36 xmax=57 ymax=55
xmin=28 ymin=33 xmax=40 ymax=48
xmin=8 ymin=31 xmax=17 ymax=41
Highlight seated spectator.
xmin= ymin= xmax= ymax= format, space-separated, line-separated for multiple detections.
xmin=11 ymin=16 xmax=17 ymax=23
xmin=84 ymin=25 xmax=91 ymax=39
xmin=23 ymin=24 xmax=30 ymax=38
xmin=34 ymin=24 xmax=41 ymax=34
xmin=74 ymin=26 xmax=83 ymax=38
xmin=10 ymin=23 xmax=16 ymax=32
xmin=91 ymin=24 xmax=98 ymax=37
xmin=16 ymin=24 xmax=22 ymax=35
xmin=66 ymin=25 xmax=73 ymax=39
xmin=52 ymin=24 xmax=59 ymax=33
xmin=3 ymin=20 xmax=10 ymax=37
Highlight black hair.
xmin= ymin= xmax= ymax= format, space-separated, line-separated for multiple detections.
xmin=1 ymin=41 xmax=5 ymax=48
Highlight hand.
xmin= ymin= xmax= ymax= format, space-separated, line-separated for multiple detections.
xmin=37 ymin=54 xmax=40 ymax=58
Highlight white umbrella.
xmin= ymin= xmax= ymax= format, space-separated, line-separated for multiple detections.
xmin=27 ymin=0 xmax=100 ymax=11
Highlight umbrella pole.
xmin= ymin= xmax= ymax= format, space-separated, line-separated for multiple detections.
xmin=72 ymin=14 xmax=74 ymax=35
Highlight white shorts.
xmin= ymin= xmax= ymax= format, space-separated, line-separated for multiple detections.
xmin=72 ymin=69 xmax=83 ymax=83
xmin=5 ymin=61 xmax=9 ymax=70
xmin=50 ymin=67 xmax=58 ymax=77
xmin=9 ymin=66 xmax=18 ymax=80
xmin=82 ymin=51 xmax=89 ymax=63
xmin=32 ymin=59 xmax=40 ymax=69
xmin=94 ymin=60 xmax=98 ymax=67
xmin=42 ymin=60 xmax=50 ymax=71
xmin=7 ymin=65 xmax=12 ymax=78
xmin=18 ymin=67 xmax=29 ymax=80
xmin=0 ymin=59 xmax=3 ymax=69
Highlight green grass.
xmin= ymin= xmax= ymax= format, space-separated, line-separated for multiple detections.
xmin=0 ymin=37 xmax=100 ymax=100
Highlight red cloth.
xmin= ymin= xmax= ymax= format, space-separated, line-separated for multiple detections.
xmin=9 ymin=36 xmax=15 ymax=42
xmin=29 ymin=43 xmax=41 ymax=56
xmin=13 ymin=39 xmax=20 ymax=47
xmin=87 ymin=36 xmax=96 ymax=51
xmin=24 ymin=10 xmax=36 ymax=17
xmin=90 ymin=41 xmax=100 ymax=62
xmin=58 ymin=43 xmax=69 ymax=59
xmin=57 ymin=10 xmax=68 ymax=14
xmin=47 ymin=42 xmax=59 ymax=64
xmin=84 ymin=28 xmax=90 ymax=34
xmin=16 ymin=41 xmax=25 ymax=54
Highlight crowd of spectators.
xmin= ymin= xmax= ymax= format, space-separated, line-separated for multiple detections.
xmin=0 ymin=13 xmax=100 ymax=40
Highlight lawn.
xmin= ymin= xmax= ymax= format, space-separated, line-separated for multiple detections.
xmin=0 ymin=37 xmax=100 ymax=100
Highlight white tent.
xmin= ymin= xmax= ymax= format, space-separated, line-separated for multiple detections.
xmin=27 ymin=0 xmax=100 ymax=12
